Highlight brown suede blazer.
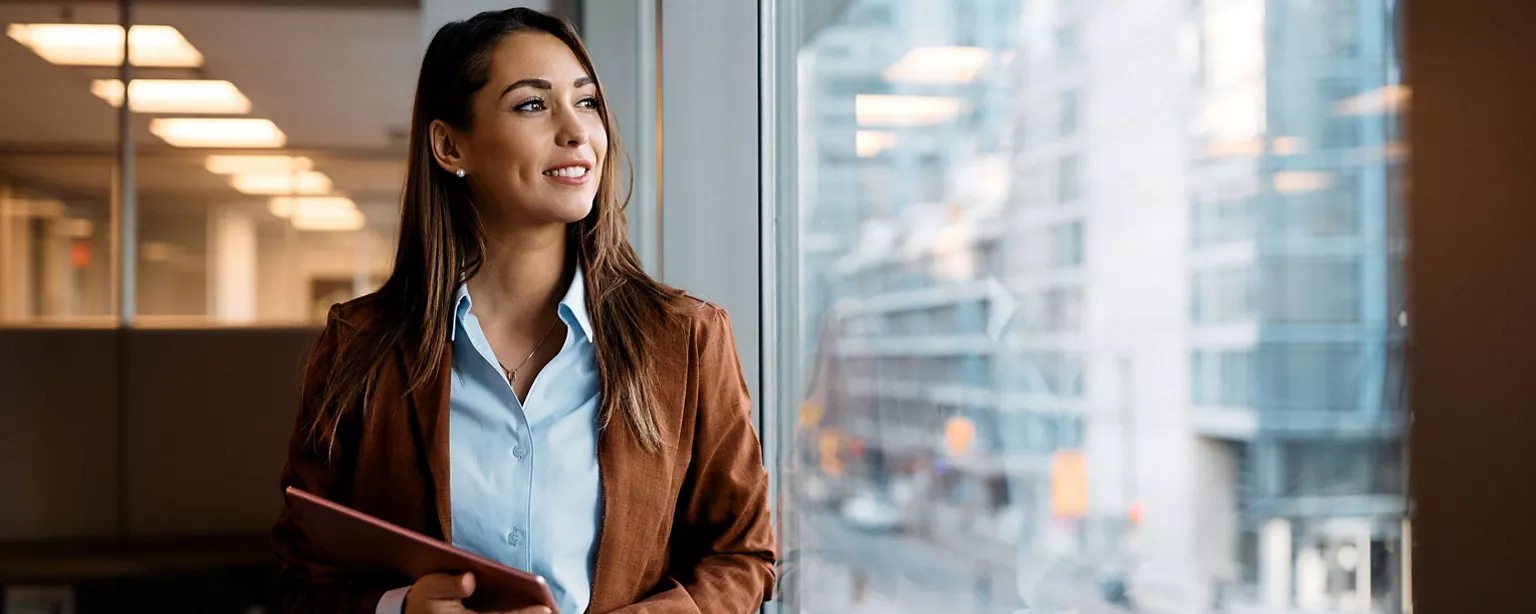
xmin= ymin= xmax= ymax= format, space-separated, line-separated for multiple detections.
xmin=271 ymin=294 xmax=776 ymax=613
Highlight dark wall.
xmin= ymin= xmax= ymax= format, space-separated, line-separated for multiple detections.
xmin=1407 ymin=0 xmax=1536 ymax=612
xmin=0 ymin=327 xmax=317 ymax=542
xmin=0 ymin=329 xmax=121 ymax=541
xmin=122 ymin=329 xmax=315 ymax=536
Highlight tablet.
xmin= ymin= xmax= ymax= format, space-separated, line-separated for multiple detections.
xmin=284 ymin=486 xmax=559 ymax=613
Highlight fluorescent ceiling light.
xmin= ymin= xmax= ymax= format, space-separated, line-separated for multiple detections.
xmin=883 ymin=46 xmax=989 ymax=84
xmin=856 ymin=131 xmax=897 ymax=157
xmin=270 ymin=195 xmax=354 ymax=219
xmin=205 ymin=155 xmax=314 ymax=175
xmin=271 ymin=197 xmax=363 ymax=231
xmin=230 ymin=171 xmax=333 ymax=195
xmin=90 ymin=79 xmax=251 ymax=114
xmin=5 ymin=24 xmax=202 ymax=67
xmin=149 ymin=118 xmax=286 ymax=148
xmin=292 ymin=208 xmax=365 ymax=231
xmin=1336 ymin=85 xmax=1410 ymax=116
xmin=0 ymin=199 xmax=64 ymax=218
xmin=1273 ymin=171 xmax=1332 ymax=194
xmin=855 ymin=94 xmax=965 ymax=126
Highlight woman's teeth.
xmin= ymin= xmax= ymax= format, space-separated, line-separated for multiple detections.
xmin=544 ymin=167 xmax=588 ymax=178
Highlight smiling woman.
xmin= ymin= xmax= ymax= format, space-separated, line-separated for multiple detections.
xmin=270 ymin=8 xmax=775 ymax=614
xmin=425 ymin=33 xmax=608 ymax=232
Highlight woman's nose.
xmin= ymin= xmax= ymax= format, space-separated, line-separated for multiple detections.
xmin=556 ymin=110 xmax=589 ymax=147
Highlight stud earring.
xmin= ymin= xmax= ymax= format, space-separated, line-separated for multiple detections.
xmin=455 ymin=168 xmax=466 ymax=178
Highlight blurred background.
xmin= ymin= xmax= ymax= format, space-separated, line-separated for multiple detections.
xmin=779 ymin=0 xmax=1405 ymax=612
xmin=0 ymin=0 xmax=1530 ymax=613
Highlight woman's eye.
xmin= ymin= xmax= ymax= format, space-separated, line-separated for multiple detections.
xmin=576 ymin=96 xmax=599 ymax=109
xmin=514 ymin=98 xmax=546 ymax=112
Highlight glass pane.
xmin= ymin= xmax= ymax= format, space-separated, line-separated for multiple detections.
xmin=0 ymin=2 xmax=123 ymax=325
xmin=776 ymin=1 xmax=1408 ymax=613
xmin=129 ymin=3 xmax=412 ymax=326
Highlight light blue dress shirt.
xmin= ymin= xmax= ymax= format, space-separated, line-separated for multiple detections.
xmin=378 ymin=266 xmax=602 ymax=614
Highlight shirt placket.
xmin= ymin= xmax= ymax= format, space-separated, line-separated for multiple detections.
xmin=464 ymin=312 xmax=537 ymax=571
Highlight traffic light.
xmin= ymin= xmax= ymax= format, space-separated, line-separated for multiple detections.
xmin=945 ymin=416 xmax=976 ymax=457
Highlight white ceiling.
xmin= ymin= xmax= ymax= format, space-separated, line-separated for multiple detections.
xmin=0 ymin=2 xmax=420 ymax=213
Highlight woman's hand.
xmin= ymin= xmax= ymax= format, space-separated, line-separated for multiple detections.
xmin=403 ymin=572 xmax=552 ymax=614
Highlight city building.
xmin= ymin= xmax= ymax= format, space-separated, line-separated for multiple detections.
xmin=797 ymin=0 xmax=1407 ymax=611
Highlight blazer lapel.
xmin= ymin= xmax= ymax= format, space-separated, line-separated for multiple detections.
xmin=589 ymin=318 xmax=691 ymax=612
xmin=592 ymin=412 xmax=623 ymax=612
xmin=406 ymin=345 xmax=455 ymax=542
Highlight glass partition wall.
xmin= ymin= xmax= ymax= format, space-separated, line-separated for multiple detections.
xmin=1 ymin=0 xmax=413 ymax=327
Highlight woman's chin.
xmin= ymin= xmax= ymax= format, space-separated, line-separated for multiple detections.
xmin=547 ymin=201 xmax=596 ymax=225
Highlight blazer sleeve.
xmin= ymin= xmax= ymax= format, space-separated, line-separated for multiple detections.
xmin=608 ymin=306 xmax=778 ymax=613
xmin=270 ymin=306 xmax=391 ymax=613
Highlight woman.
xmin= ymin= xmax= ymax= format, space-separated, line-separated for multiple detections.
xmin=271 ymin=8 xmax=775 ymax=614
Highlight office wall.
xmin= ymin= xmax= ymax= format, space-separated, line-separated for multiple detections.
xmin=121 ymin=329 xmax=315 ymax=536
xmin=1408 ymin=0 xmax=1536 ymax=611
xmin=0 ymin=330 xmax=120 ymax=541
xmin=0 ymin=328 xmax=317 ymax=542
xmin=658 ymin=0 xmax=762 ymax=402
xmin=421 ymin=0 xmax=578 ymax=45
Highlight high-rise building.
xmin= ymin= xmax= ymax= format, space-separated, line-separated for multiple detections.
xmin=794 ymin=0 xmax=1406 ymax=611
xmin=1188 ymin=0 xmax=1407 ymax=609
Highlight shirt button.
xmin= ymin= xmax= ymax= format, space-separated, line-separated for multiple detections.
xmin=508 ymin=528 xmax=524 ymax=547
xmin=513 ymin=445 xmax=529 ymax=459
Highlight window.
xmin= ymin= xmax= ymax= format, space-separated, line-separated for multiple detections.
xmin=1192 ymin=183 xmax=1258 ymax=245
xmin=1056 ymin=155 xmax=1081 ymax=203
xmin=1054 ymin=221 xmax=1083 ymax=266
xmin=976 ymin=240 xmax=1004 ymax=276
xmin=1262 ymin=258 xmax=1361 ymax=322
xmin=774 ymin=0 xmax=1407 ymax=611
xmin=1055 ymin=23 xmax=1080 ymax=62
xmin=1258 ymin=343 xmax=1363 ymax=412
xmin=1192 ymin=266 xmax=1254 ymax=323
xmin=1277 ymin=0 xmax=1360 ymax=59
xmin=1001 ymin=351 xmax=1084 ymax=397
xmin=1058 ymin=90 xmax=1080 ymax=137
xmin=1015 ymin=221 xmax=1085 ymax=272
xmin=1019 ymin=287 xmax=1084 ymax=332
xmin=1271 ymin=172 xmax=1361 ymax=236
xmin=1282 ymin=441 xmax=1402 ymax=497
xmin=1 ymin=3 xmax=122 ymax=323
xmin=1193 ymin=350 xmax=1253 ymax=406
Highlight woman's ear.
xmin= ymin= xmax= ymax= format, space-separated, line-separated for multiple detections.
xmin=430 ymin=119 xmax=468 ymax=176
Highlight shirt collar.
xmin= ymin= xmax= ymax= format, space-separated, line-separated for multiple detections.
xmin=559 ymin=264 xmax=594 ymax=342
xmin=451 ymin=263 xmax=593 ymax=342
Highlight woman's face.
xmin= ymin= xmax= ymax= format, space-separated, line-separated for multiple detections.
xmin=438 ymin=31 xmax=608 ymax=227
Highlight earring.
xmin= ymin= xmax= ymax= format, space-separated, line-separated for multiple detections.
xmin=455 ymin=168 xmax=466 ymax=178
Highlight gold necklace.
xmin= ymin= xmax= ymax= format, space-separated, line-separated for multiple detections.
xmin=500 ymin=318 xmax=562 ymax=388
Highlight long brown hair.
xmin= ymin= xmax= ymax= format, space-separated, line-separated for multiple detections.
xmin=305 ymin=8 xmax=682 ymax=457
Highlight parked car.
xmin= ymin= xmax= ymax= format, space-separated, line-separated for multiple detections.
xmin=839 ymin=492 xmax=905 ymax=532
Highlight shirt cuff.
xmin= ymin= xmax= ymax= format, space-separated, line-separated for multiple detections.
xmin=376 ymin=585 xmax=411 ymax=614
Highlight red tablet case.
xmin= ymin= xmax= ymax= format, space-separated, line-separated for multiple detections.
xmin=284 ymin=486 xmax=559 ymax=613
